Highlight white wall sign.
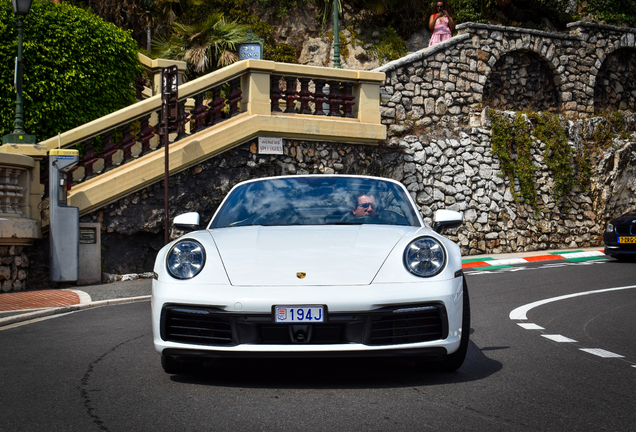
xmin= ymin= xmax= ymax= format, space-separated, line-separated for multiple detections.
xmin=258 ymin=137 xmax=283 ymax=154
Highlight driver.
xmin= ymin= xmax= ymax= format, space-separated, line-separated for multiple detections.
xmin=352 ymin=193 xmax=377 ymax=218
xmin=341 ymin=192 xmax=405 ymax=225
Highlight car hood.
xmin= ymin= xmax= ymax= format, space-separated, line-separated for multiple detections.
xmin=612 ymin=209 xmax=636 ymax=224
xmin=209 ymin=225 xmax=415 ymax=286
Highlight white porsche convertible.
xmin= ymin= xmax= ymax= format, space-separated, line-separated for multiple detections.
xmin=152 ymin=175 xmax=469 ymax=373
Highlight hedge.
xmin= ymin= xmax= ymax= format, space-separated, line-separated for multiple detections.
xmin=0 ymin=1 xmax=142 ymax=142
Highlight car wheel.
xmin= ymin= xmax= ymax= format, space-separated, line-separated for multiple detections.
xmin=420 ymin=277 xmax=470 ymax=372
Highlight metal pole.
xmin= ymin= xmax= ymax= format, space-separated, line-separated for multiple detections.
xmin=333 ymin=0 xmax=341 ymax=68
xmin=3 ymin=13 xmax=35 ymax=145
xmin=13 ymin=15 xmax=26 ymax=135
xmin=163 ymin=97 xmax=170 ymax=245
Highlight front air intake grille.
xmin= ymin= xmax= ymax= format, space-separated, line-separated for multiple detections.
xmin=615 ymin=224 xmax=634 ymax=236
xmin=161 ymin=303 xmax=448 ymax=347
xmin=368 ymin=306 xmax=446 ymax=345
xmin=162 ymin=307 xmax=234 ymax=346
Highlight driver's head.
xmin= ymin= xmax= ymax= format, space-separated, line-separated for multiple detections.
xmin=353 ymin=194 xmax=377 ymax=218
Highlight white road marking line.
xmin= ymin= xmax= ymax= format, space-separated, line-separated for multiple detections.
xmin=509 ymin=285 xmax=636 ymax=320
xmin=580 ymin=348 xmax=624 ymax=358
xmin=489 ymin=258 xmax=528 ymax=266
xmin=542 ymin=334 xmax=577 ymax=343
xmin=559 ymin=251 xmax=605 ymax=259
xmin=518 ymin=323 xmax=544 ymax=330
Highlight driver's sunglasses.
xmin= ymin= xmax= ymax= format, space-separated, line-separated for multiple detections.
xmin=358 ymin=203 xmax=377 ymax=209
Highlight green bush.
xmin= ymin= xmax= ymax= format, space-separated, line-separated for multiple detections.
xmin=0 ymin=1 xmax=142 ymax=142
xmin=582 ymin=0 xmax=636 ymax=27
xmin=266 ymin=43 xmax=298 ymax=63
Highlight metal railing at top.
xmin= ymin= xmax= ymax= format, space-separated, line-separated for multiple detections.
xmin=38 ymin=60 xmax=385 ymax=197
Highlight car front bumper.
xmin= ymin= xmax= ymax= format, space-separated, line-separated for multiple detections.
xmin=152 ymin=277 xmax=464 ymax=358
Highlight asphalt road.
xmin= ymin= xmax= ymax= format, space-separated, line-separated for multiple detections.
xmin=1 ymin=259 xmax=635 ymax=431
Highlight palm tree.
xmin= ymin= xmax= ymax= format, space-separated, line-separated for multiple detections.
xmin=152 ymin=13 xmax=249 ymax=78
xmin=140 ymin=0 xmax=203 ymax=53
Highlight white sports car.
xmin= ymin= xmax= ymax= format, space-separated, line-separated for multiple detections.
xmin=152 ymin=175 xmax=469 ymax=373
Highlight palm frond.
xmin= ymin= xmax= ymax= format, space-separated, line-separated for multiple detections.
xmin=218 ymin=50 xmax=239 ymax=67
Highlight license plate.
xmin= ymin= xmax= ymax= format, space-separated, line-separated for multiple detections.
xmin=274 ymin=305 xmax=324 ymax=323
xmin=619 ymin=236 xmax=636 ymax=244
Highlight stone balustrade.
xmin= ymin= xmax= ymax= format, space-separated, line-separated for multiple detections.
xmin=0 ymin=148 xmax=47 ymax=292
xmin=33 ymin=60 xmax=385 ymax=219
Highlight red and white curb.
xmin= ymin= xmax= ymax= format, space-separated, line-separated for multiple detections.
xmin=462 ymin=250 xmax=606 ymax=269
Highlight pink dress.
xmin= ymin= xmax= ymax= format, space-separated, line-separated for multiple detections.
xmin=429 ymin=16 xmax=452 ymax=46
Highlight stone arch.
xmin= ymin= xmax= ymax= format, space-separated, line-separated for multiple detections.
xmin=593 ymin=47 xmax=636 ymax=114
xmin=482 ymin=49 xmax=559 ymax=112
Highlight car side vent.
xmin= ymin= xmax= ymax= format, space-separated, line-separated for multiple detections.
xmin=162 ymin=307 xmax=233 ymax=346
xmin=368 ymin=305 xmax=446 ymax=345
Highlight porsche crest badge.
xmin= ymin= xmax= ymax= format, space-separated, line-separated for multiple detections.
xmin=296 ymin=272 xmax=306 ymax=279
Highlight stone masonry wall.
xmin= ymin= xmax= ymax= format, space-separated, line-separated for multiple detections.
xmin=594 ymin=47 xmax=636 ymax=113
xmin=0 ymin=246 xmax=29 ymax=292
xmin=376 ymin=21 xmax=636 ymax=125
xmin=482 ymin=51 xmax=559 ymax=112
xmin=386 ymin=117 xmax=636 ymax=255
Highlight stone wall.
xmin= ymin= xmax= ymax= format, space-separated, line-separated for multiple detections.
xmin=483 ymin=51 xmax=559 ymax=112
xmin=0 ymin=246 xmax=29 ymax=292
xmin=386 ymin=116 xmax=636 ymax=255
xmin=594 ymin=47 xmax=636 ymax=113
xmin=375 ymin=21 xmax=636 ymax=124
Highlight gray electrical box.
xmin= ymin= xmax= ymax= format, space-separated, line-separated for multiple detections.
xmin=49 ymin=149 xmax=79 ymax=282
xmin=78 ymin=222 xmax=101 ymax=285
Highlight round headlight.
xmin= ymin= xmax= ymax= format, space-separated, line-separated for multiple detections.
xmin=167 ymin=240 xmax=206 ymax=279
xmin=404 ymin=237 xmax=446 ymax=277
xmin=606 ymin=223 xmax=614 ymax=233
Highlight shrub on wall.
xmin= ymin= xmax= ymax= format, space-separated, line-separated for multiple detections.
xmin=0 ymin=1 xmax=142 ymax=142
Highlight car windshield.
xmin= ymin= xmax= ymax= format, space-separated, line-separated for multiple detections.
xmin=209 ymin=176 xmax=421 ymax=228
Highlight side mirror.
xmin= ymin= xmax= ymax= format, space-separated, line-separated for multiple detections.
xmin=433 ymin=209 xmax=463 ymax=234
xmin=173 ymin=212 xmax=201 ymax=231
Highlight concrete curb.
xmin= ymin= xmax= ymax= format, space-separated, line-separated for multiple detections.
xmin=0 ymin=295 xmax=151 ymax=328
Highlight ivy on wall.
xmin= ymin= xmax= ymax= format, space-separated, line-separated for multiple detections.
xmin=488 ymin=110 xmax=633 ymax=210
xmin=531 ymin=112 xmax=573 ymax=201
xmin=490 ymin=111 xmax=538 ymax=208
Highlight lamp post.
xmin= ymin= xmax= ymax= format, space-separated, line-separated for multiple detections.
xmin=3 ymin=0 xmax=36 ymax=145
xmin=333 ymin=0 xmax=341 ymax=68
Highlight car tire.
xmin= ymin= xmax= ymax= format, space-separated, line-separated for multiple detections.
xmin=419 ymin=277 xmax=470 ymax=372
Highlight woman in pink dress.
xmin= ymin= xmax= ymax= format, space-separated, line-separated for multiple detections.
xmin=428 ymin=1 xmax=455 ymax=47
